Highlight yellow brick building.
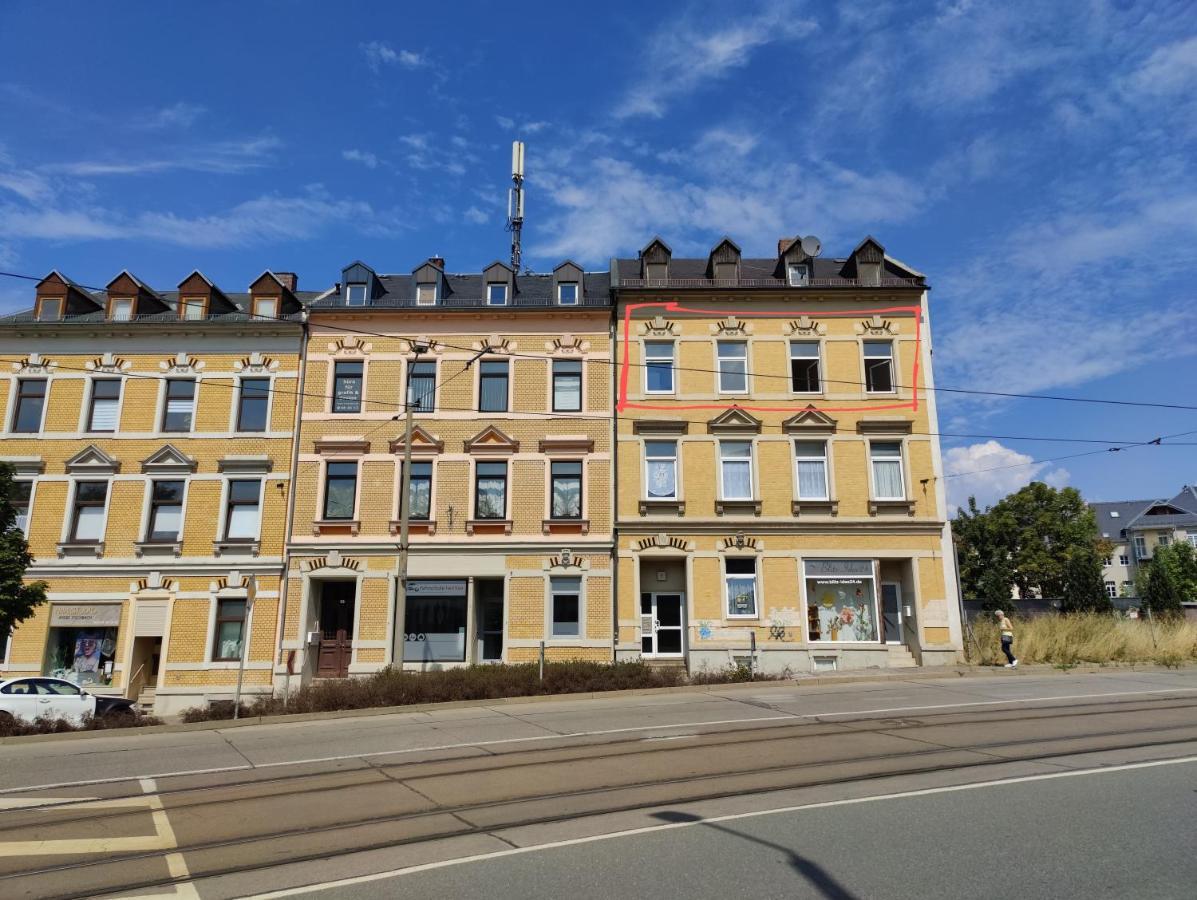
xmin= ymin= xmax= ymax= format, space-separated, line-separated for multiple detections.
xmin=612 ymin=237 xmax=963 ymax=672
xmin=0 ymin=270 xmax=308 ymax=715
xmin=280 ymin=258 xmax=613 ymax=686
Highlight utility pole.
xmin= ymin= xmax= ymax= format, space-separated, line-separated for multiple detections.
xmin=391 ymin=343 xmax=427 ymax=667
xmin=233 ymin=573 xmax=257 ymax=719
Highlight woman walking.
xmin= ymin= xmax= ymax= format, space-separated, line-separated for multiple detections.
xmin=994 ymin=610 xmax=1018 ymax=668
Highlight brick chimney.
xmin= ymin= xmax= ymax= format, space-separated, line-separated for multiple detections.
xmin=778 ymin=237 xmax=797 ymax=255
xmin=274 ymin=272 xmax=298 ymax=291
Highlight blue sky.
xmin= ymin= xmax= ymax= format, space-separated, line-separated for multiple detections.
xmin=1 ymin=0 xmax=1195 ymax=510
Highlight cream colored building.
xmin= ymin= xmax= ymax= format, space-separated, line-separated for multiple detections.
xmin=612 ymin=236 xmax=963 ymax=672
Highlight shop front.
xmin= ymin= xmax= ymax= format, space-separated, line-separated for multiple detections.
xmin=43 ymin=603 xmax=123 ymax=688
xmin=403 ymin=579 xmax=469 ymax=663
xmin=803 ymin=559 xmax=880 ymax=644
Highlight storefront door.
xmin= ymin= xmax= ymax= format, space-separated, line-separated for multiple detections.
xmin=641 ymin=593 xmax=684 ymax=657
xmin=317 ymin=582 xmax=355 ymax=678
xmin=881 ymin=582 xmax=903 ymax=644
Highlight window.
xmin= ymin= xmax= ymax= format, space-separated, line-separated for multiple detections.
xmin=557 ymin=282 xmax=578 ymax=305
xmin=486 ymin=283 xmax=508 ymax=305
xmin=404 ymin=462 xmax=432 ymax=520
xmin=213 ymin=599 xmax=247 ymax=661
xmin=1134 ymin=535 xmax=1148 ymax=558
xmin=147 ymin=480 xmax=184 ymax=542
xmin=805 ymin=559 xmax=879 ymax=642
xmin=550 ymin=577 xmax=581 ymax=637
xmin=725 ymin=558 xmax=758 ymax=617
xmin=1188 ymin=533 xmax=1197 ymax=549
xmin=1122 ymin=581 xmax=1134 ymax=594
xmin=180 ymin=298 xmax=206 ymax=320
xmin=109 ymin=298 xmax=133 ymax=321
xmin=70 ymin=481 xmax=108 ymax=542
xmin=407 ymin=361 xmax=437 ymax=412
xmin=787 ymin=263 xmax=809 ymax=287
xmin=719 ymin=441 xmax=753 ymax=500
xmin=795 ymin=441 xmax=829 ymax=500
xmin=253 ymin=297 xmax=278 ymax=320
xmin=645 ymin=341 xmax=674 ymax=393
xmin=1119 ymin=554 xmax=1130 ymax=566
xmin=162 ymin=379 xmax=195 ymax=432
xmin=12 ymin=379 xmax=46 ymax=433
xmin=416 ymin=283 xmax=437 ymax=305
xmin=714 ymin=262 xmax=737 ymax=281
xmin=475 ymin=462 xmax=507 ymax=519
xmin=323 ymin=462 xmax=358 ymax=520
xmin=237 ymin=378 xmax=270 ymax=432
xmin=346 ymin=283 xmax=367 ymax=306
xmin=1158 ymin=534 xmax=1171 ymax=547
xmin=1104 ymin=581 xmax=1117 ymax=599
xmin=646 ymin=262 xmax=668 ymax=281
xmin=790 ymin=341 xmax=821 ymax=393
xmin=87 ymin=379 xmax=121 ymax=432
xmin=550 ymin=461 xmax=582 ymax=519
xmin=11 ymin=481 xmax=32 ymax=534
xmin=37 ymin=298 xmax=62 ymax=321
xmin=1109 ymin=511 xmax=1120 ymax=518
xmin=645 ymin=440 xmax=677 ymax=499
xmin=870 ymin=441 xmax=905 ymax=500
xmin=717 ymin=341 xmax=747 ymax=393
xmin=332 ymin=361 xmax=363 ymax=413
xmin=1103 ymin=556 xmax=1113 ymax=567
xmin=552 ymin=360 xmax=582 ymax=412
xmin=864 ymin=341 xmax=894 ymax=393
xmin=224 ymin=479 xmax=261 ymax=540
xmin=478 ymin=360 xmax=509 ymax=412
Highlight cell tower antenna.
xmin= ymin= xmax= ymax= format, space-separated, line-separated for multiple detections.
xmin=506 ymin=140 xmax=525 ymax=272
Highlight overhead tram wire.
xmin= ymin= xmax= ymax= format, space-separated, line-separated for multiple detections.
xmin=4 ymin=269 xmax=1197 ymax=413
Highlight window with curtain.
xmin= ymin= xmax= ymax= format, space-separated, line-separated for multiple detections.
xmin=109 ymin=298 xmax=134 ymax=321
xmin=87 ymin=379 xmax=121 ymax=432
xmin=407 ymin=361 xmax=436 ymax=412
xmin=254 ymin=297 xmax=278 ymax=319
xmin=720 ymin=441 xmax=753 ymax=500
xmin=552 ymin=360 xmax=582 ymax=411
xmin=11 ymin=481 xmax=31 ymax=534
xmin=162 ymin=379 xmax=195 ymax=432
xmin=870 ymin=441 xmax=905 ymax=500
xmin=725 ymin=558 xmax=758 ymax=617
xmin=70 ymin=481 xmax=108 ymax=541
xmin=224 ymin=479 xmax=261 ymax=539
xmin=863 ymin=341 xmax=894 ymax=393
xmin=645 ymin=441 xmax=677 ymax=499
xmin=794 ymin=441 xmax=829 ymax=499
xmin=405 ymin=461 xmax=432 ymax=520
xmin=550 ymin=577 xmax=581 ymax=636
xmin=332 ymin=361 xmax=363 ymax=413
xmin=645 ymin=342 xmax=674 ymax=393
xmin=789 ymin=342 xmax=821 ymax=393
xmin=550 ymin=461 xmax=582 ymax=519
xmin=475 ymin=462 xmax=507 ymax=519
xmin=717 ymin=341 xmax=748 ymax=393
xmin=323 ymin=463 xmax=358 ymax=520
xmin=478 ymin=360 xmax=509 ymax=412
xmin=148 ymin=480 xmax=184 ymax=541
xmin=213 ymin=599 xmax=247 ymax=661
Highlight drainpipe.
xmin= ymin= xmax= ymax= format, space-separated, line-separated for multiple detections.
xmin=608 ymin=309 xmax=618 ymax=662
xmin=273 ymin=312 xmax=308 ymax=701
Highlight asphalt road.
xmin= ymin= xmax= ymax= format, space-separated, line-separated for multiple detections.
xmin=1 ymin=669 xmax=1195 ymax=899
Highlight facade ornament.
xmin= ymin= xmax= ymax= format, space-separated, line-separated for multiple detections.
xmin=785 ymin=316 xmax=826 ymax=336
xmin=855 ymin=315 xmax=899 ymax=336
xmin=471 ymin=335 xmax=515 ymax=354
xmin=159 ymin=351 xmax=205 ymax=374
xmin=640 ymin=316 xmax=678 ymax=337
xmin=545 ymin=334 xmax=590 ymax=354
xmin=234 ymin=351 xmax=280 ymax=373
xmin=86 ymin=353 xmax=132 ymax=374
xmin=710 ymin=315 xmax=751 ymax=336
xmin=328 ymin=337 xmax=373 ymax=356
xmin=11 ymin=353 xmax=57 ymax=375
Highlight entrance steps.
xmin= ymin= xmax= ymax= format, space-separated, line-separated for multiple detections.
xmin=886 ymin=645 xmax=918 ymax=668
xmin=136 ymin=687 xmax=156 ymax=714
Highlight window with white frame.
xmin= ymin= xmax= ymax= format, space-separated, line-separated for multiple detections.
xmin=1119 ymin=554 xmax=1130 ymax=566
xmin=486 ymin=283 xmax=508 ymax=305
xmin=11 ymin=481 xmax=32 ymax=534
xmin=87 ymin=379 xmax=121 ymax=432
xmin=69 ymin=481 xmax=108 ymax=542
xmin=147 ymin=480 xmax=184 ymax=542
xmin=790 ymin=341 xmax=821 ymax=393
xmin=406 ymin=361 xmax=436 ymax=412
xmin=870 ymin=441 xmax=905 ymax=500
xmin=180 ymin=298 xmax=206 ymax=320
xmin=475 ymin=462 xmax=507 ymax=519
xmin=37 ymin=297 xmax=62 ymax=321
xmin=1104 ymin=581 xmax=1117 ymax=599
xmin=109 ymin=298 xmax=134 ymax=321
xmin=345 ymin=283 xmax=367 ymax=306
xmin=478 ymin=360 xmax=508 ymax=412
xmin=1188 ymin=532 xmax=1197 ymax=548
xmin=725 ymin=558 xmax=758 ymax=617
xmin=645 ymin=341 xmax=674 ymax=393
xmin=253 ymin=297 xmax=278 ymax=320
xmin=162 ymin=379 xmax=196 ymax=432
xmin=787 ymin=263 xmax=808 ymax=286
xmin=12 ymin=379 xmax=46 ymax=433
xmin=403 ymin=461 xmax=432 ymax=520
xmin=794 ymin=441 xmax=829 ymax=500
xmin=1134 ymin=535 xmax=1148 ymax=558
xmin=550 ymin=461 xmax=582 ymax=519
xmin=213 ymin=599 xmax=247 ymax=661
xmin=550 ymin=576 xmax=581 ymax=637
xmin=863 ymin=341 xmax=895 ymax=393
xmin=332 ymin=361 xmax=363 ymax=413
xmin=552 ymin=360 xmax=582 ymax=411
xmin=322 ymin=463 xmax=358 ymax=520
xmin=224 ymin=479 xmax=261 ymax=540
xmin=557 ymin=282 xmax=579 ymax=305
xmin=237 ymin=378 xmax=270 ymax=432
xmin=645 ymin=440 xmax=677 ymax=500
xmin=717 ymin=341 xmax=748 ymax=393
xmin=719 ymin=441 xmax=753 ymax=500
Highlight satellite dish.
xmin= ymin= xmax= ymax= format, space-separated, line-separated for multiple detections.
xmin=800 ymin=235 xmax=822 ymax=257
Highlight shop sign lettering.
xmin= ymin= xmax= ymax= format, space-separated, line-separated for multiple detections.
xmin=50 ymin=604 xmax=122 ymax=628
xmin=804 ymin=559 xmax=874 ymax=578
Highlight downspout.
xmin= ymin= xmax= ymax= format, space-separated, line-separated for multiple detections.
xmin=608 ymin=261 xmax=619 ymax=662
xmin=274 ymin=311 xmax=309 ymax=699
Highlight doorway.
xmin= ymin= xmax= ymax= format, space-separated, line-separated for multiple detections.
xmin=641 ymin=593 xmax=685 ymax=657
xmin=881 ymin=582 xmax=903 ymax=644
xmin=476 ymin=579 xmax=504 ymax=663
xmin=317 ymin=581 xmax=356 ymax=678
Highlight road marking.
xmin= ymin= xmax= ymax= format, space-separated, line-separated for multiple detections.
xmin=3 ymin=684 xmax=1195 ymax=795
xmin=139 ymin=778 xmax=200 ymax=900
xmin=0 ymin=787 xmax=176 ymax=857
xmin=243 ymin=754 xmax=1197 ymax=898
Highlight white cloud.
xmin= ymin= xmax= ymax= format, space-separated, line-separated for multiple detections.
xmin=397 ymin=49 xmax=428 ymax=69
xmin=463 ymin=206 xmax=489 ymax=225
xmin=43 ymin=136 xmax=281 ymax=177
xmin=615 ymin=0 xmax=817 ymax=119
xmin=138 ymin=102 xmax=206 ymax=130
xmin=342 ymin=148 xmax=379 ymax=169
xmin=944 ymin=441 xmax=1070 ymax=512
xmin=495 ymin=115 xmax=515 ymax=130
xmin=361 ymin=41 xmax=429 ymax=73
xmin=1125 ymin=36 xmax=1197 ymax=96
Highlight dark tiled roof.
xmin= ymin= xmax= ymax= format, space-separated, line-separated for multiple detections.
xmin=1091 ymin=500 xmax=1154 ymax=538
xmin=0 ymin=289 xmax=318 ymax=326
xmin=612 ymin=256 xmax=923 ymax=287
xmin=1127 ymin=513 xmax=1197 ymax=529
xmin=310 ymin=271 xmax=612 ymax=310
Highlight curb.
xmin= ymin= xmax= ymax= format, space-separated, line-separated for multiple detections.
xmin=1 ymin=663 xmax=1189 ymax=746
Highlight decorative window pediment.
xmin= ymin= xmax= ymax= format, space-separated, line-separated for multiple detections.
xmin=855 ymin=315 xmax=899 ymax=336
xmin=539 ymin=436 xmax=594 ymax=455
xmin=389 ymin=426 xmax=444 ymax=456
xmin=159 ymin=352 xmax=205 ymax=374
xmin=786 ymin=316 xmax=826 ymax=336
xmin=0 ymin=456 xmax=44 ymax=476
xmin=327 ymin=337 xmax=372 ymax=356
xmin=234 ymin=352 xmax=280 ymax=373
xmin=707 ymin=407 xmax=762 ymax=435
xmin=640 ymin=316 xmax=678 ymax=337
xmin=545 ymin=335 xmax=589 ymax=354
xmin=464 ymin=425 xmax=520 ymax=455
xmin=85 ymin=353 xmax=132 ymax=374
xmin=710 ymin=316 xmax=752 ymax=336
xmin=11 ymin=353 xmax=57 ymax=376
xmin=782 ymin=406 xmax=838 ymax=435
xmin=141 ymin=444 xmax=198 ymax=475
xmin=64 ymin=445 xmax=120 ymax=475
xmin=471 ymin=335 xmax=516 ymax=354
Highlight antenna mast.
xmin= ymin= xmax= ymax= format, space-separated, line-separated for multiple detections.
xmin=507 ymin=140 xmax=525 ymax=272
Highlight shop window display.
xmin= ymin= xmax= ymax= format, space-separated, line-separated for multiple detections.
xmin=804 ymin=559 xmax=878 ymax=643
xmin=45 ymin=628 xmax=117 ymax=686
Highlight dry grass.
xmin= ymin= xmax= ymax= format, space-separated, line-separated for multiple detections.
xmin=967 ymin=614 xmax=1197 ymax=667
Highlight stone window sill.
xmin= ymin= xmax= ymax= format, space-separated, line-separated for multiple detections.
xmin=715 ymin=499 xmax=762 ymax=516
xmin=312 ymin=519 xmax=360 ymax=536
xmin=466 ymin=518 xmax=513 ymax=536
xmin=869 ymin=499 xmax=916 ymax=516
xmin=791 ymin=500 xmax=839 ymax=517
xmin=639 ymin=499 xmax=685 ymax=516
xmin=135 ymin=540 xmax=183 ymax=558
xmin=542 ymin=518 xmax=590 ymax=535
xmin=57 ymin=540 xmax=104 ymax=559
xmin=213 ymin=539 xmax=261 ymax=557
xmin=389 ymin=519 xmax=437 ymax=536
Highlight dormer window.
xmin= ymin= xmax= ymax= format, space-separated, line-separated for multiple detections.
xmin=346 ymin=283 xmax=367 ymax=306
xmin=646 ymin=263 xmax=668 ymax=282
xmin=36 ymin=298 xmax=62 ymax=321
xmin=253 ymin=297 xmax=278 ymax=320
xmin=714 ymin=262 xmax=737 ymax=282
xmin=787 ymin=264 xmax=809 ymax=287
xmin=487 ymin=283 xmax=508 ymax=306
xmin=557 ymin=282 xmax=579 ymax=305
xmin=416 ymin=283 xmax=437 ymax=306
xmin=109 ymin=298 xmax=134 ymax=321
xmin=180 ymin=298 xmax=206 ymax=321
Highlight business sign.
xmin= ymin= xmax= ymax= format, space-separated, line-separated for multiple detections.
xmin=50 ymin=604 xmax=123 ymax=628
xmin=406 ymin=580 xmax=467 ymax=597
xmin=804 ymin=559 xmax=875 ymax=578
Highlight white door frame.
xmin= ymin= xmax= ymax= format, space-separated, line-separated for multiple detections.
xmin=881 ymin=581 xmax=903 ymax=644
xmin=642 ymin=592 xmax=685 ymax=658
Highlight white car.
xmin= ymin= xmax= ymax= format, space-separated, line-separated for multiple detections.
xmin=0 ymin=676 xmax=134 ymax=725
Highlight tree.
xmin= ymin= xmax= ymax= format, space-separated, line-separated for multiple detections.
xmin=1139 ymin=542 xmax=1197 ymax=620
xmin=1061 ymin=546 xmax=1113 ymax=614
xmin=0 ymin=463 xmax=47 ymax=642
xmin=953 ymin=483 xmax=1111 ymax=608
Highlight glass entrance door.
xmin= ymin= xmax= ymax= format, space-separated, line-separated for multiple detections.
xmin=881 ymin=582 xmax=903 ymax=644
xmin=640 ymin=592 xmax=684 ymax=657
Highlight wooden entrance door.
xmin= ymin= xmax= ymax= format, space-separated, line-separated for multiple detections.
xmin=317 ymin=581 xmax=355 ymax=678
